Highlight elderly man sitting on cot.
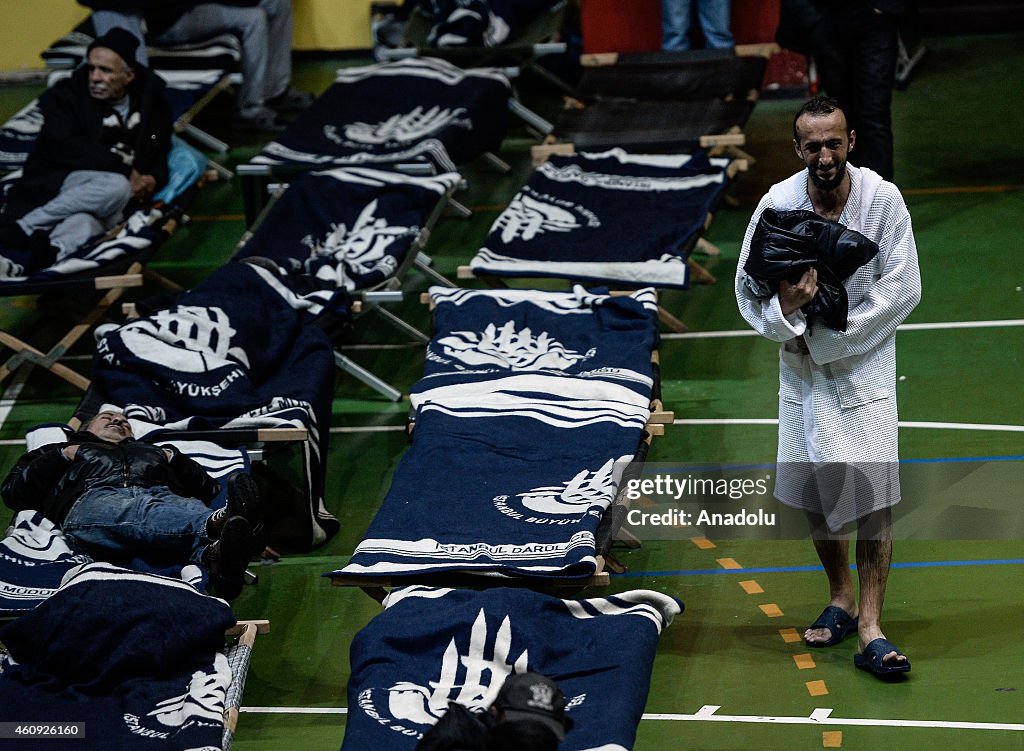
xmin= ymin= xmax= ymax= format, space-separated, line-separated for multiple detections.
xmin=0 ymin=29 xmax=172 ymax=270
xmin=1 ymin=410 xmax=262 ymax=600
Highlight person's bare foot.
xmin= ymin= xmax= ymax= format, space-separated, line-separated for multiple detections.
xmin=804 ymin=601 xmax=858 ymax=646
xmin=858 ymin=628 xmax=909 ymax=668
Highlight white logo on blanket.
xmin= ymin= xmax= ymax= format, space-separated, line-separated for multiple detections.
xmin=494 ymin=456 xmax=631 ymax=522
xmin=328 ymin=105 xmax=471 ymax=146
xmin=107 ymin=306 xmax=250 ymax=373
xmin=436 ymin=321 xmax=593 ymax=370
xmin=358 ymin=608 xmax=528 ymax=738
xmin=495 ymin=193 xmax=584 ymax=243
xmin=123 ymin=653 xmax=230 ymax=739
xmin=303 ymin=199 xmax=417 ymax=286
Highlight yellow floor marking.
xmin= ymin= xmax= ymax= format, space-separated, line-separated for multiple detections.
xmin=189 ymin=214 xmax=246 ymax=222
xmin=779 ymin=628 xmax=802 ymax=643
xmin=716 ymin=557 xmax=741 ymax=569
xmin=822 ymin=730 xmax=843 ymax=747
xmin=758 ymin=603 xmax=783 ymax=617
xmin=805 ymin=680 xmax=829 ymax=697
xmin=793 ymin=653 xmax=816 ymax=670
xmin=691 ymin=537 xmax=716 ymax=549
xmin=739 ymin=579 xmax=763 ymax=594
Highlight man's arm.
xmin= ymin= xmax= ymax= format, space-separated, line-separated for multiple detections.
xmin=1 ymin=446 xmax=71 ymax=512
xmin=804 ymin=195 xmax=922 ymax=365
xmin=35 ymin=86 xmax=133 ymax=177
xmin=163 ymin=446 xmax=221 ymax=504
xmin=735 ymin=194 xmax=811 ymax=343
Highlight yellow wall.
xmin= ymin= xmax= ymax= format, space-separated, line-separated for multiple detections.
xmin=0 ymin=0 xmax=373 ymax=73
xmin=1 ymin=2 xmax=89 ymax=72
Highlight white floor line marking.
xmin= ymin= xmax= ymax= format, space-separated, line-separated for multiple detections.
xmin=329 ymin=425 xmax=406 ymax=434
xmin=239 ymin=706 xmax=1023 ymax=731
xmin=241 ymin=707 xmax=348 ymax=714
xmin=661 ymin=318 xmax=1024 ymax=340
xmin=0 ymin=369 xmax=30 ymax=433
xmin=673 ymin=418 xmax=1024 ymax=433
xmin=637 ymin=709 xmax=1024 ymax=731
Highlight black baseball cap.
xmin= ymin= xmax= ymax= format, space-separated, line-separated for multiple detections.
xmin=88 ymin=28 xmax=140 ymax=68
xmin=492 ymin=672 xmax=573 ymax=741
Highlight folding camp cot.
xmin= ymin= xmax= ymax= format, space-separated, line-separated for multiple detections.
xmin=0 ymin=139 xmax=208 ymax=391
xmin=341 ymin=585 xmax=681 ymax=751
xmin=238 ymin=58 xmax=514 ymax=224
xmin=375 ymin=0 xmax=573 ymax=93
xmin=41 ymin=19 xmax=242 ymax=157
xmin=458 ymin=147 xmax=746 ymax=332
xmin=234 ymin=166 xmax=461 ymax=401
xmin=0 ymin=561 xmax=268 ymax=751
xmin=327 ymin=286 xmax=673 ymax=600
xmin=83 ymin=259 xmax=341 ymax=551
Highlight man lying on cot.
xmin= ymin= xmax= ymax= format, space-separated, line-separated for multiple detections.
xmin=1 ymin=410 xmax=262 ymax=600
xmin=0 ymin=29 xmax=172 ymax=271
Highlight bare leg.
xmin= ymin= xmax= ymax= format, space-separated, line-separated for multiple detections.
xmin=855 ymin=506 xmax=907 ymax=666
xmin=804 ymin=511 xmax=858 ymax=644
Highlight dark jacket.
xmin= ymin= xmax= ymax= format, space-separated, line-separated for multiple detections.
xmin=1 ymin=431 xmax=220 ymax=526
xmin=1 ymin=61 xmax=172 ymax=222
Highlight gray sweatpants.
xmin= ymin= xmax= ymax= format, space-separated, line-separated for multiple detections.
xmin=18 ymin=170 xmax=132 ymax=258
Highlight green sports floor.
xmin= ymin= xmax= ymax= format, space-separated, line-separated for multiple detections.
xmin=1 ymin=31 xmax=1022 ymax=751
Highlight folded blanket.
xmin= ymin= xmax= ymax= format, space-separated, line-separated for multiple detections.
xmin=471 ymin=149 xmax=731 ymax=288
xmin=254 ymin=58 xmax=510 ymax=173
xmin=0 ymin=511 xmax=91 ymax=614
xmin=341 ymin=586 xmax=681 ymax=751
xmin=0 ymin=562 xmax=235 ymax=750
xmin=237 ymin=167 xmax=459 ymax=291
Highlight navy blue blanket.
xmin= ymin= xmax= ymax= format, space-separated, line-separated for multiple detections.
xmin=341 ymin=586 xmax=681 ymax=751
xmin=471 ymin=149 xmax=732 ymax=288
xmin=91 ymin=261 xmax=339 ymax=548
xmin=0 ymin=511 xmax=92 ymax=614
xmin=338 ymin=287 xmax=659 ymax=578
xmin=253 ymin=58 xmax=510 ymax=173
xmin=0 ymin=562 xmax=236 ymax=750
xmin=237 ymin=167 xmax=458 ymax=291
xmin=415 ymin=285 xmax=660 ymax=401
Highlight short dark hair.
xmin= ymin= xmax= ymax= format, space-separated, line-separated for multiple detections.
xmin=793 ymin=95 xmax=848 ymax=142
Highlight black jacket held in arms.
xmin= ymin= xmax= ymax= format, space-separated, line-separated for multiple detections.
xmin=1 ymin=61 xmax=172 ymax=223
xmin=1 ymin=431 xmax=220 ymax=527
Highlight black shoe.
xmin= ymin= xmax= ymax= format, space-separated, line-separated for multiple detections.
xmin=202 ymin=515 xmax=252 ymax=601
xmin=233 ymin=106 xmax=288 ymax=134
xmin=206 ymin=472 xmax=263 ymax=539
xmin=227 ymin=473 xmax=265 ymax=554
xmin=266 ymin=87 xmax=314 ymax=113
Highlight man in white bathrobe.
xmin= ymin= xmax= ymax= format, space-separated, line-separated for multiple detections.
xmin=735 ymin=95 xmax=921 ymax=677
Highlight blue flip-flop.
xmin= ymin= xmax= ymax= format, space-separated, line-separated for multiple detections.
xmin=855 ymin=638 xmax=911 ymax=676
xmin=805 ymin=605 xmax=859 ymax=648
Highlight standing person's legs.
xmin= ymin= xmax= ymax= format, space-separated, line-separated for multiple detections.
xmin=853 ymin=9 xmax=899 ymax=180
xmin=260 ymin=0 xmax=293 ymax=101
xmin=661 ymin=0 xmax=693 ymax=51
xmin=151 ymin=4 xmax=269 ymax=116
xmin=854 ymin=506 xmax=907 ymax=666
xmin=804 ymin=514 xmax=858 ymax=645
xmin=91 ymin=11 xmax=149 ymax=65
xmin=697 ymin=0 xmax=734 ymax=49
xmin=61 ymin=485 xmax=215 ymax=564
xmin=17 ymin=171 xmax=132 ymax=256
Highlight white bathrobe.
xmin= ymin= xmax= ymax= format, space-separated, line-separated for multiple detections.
xmin=735 ymin=165 xmax=922 ymax=529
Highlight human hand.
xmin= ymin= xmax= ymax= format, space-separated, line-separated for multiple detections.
xmin=778 ymin=268 xmax=818 ymax=316
xmin=129 ymin=169 xmax=157 ymax=201
xmin=163 ymin=447 xmax=174 ymax=461
xmin=62 ymin=445 xmax=79 ymax=460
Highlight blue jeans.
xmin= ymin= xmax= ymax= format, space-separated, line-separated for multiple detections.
xmin=661 ymin=0 xmax=734 ymax=52
xmin=62 ymin=486 xmax=215 ymax=565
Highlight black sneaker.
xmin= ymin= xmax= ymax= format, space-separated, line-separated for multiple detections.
xmin=233 ymin=106 xmax=288 ymax=134
xmin=207 ymin=472 xmax=264 ymax=540
xmin=202 ymin=515 xmax=252 ymax=601
xmin=266 ymin=87 xmax=314 ymax=113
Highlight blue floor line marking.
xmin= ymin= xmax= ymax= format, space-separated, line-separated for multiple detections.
xmin=611 ymin=558 xmax=1024 ymax=578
